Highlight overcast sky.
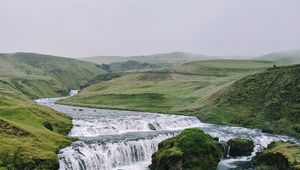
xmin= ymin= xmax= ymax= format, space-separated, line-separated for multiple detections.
xmin=0 ymin=0 xmax=300 ymax=58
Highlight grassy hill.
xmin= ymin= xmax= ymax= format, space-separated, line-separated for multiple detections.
xmin=175 ymin=60 xmax=278 ymax=76
xmin=0 ymin=52 xmax=105 ymax=98
xmin=255 ymin=49 xmax=300 ymax=64
xmin=59 ymin=60 xmax=276 ymax=113
xmin=0 ymin=89 xmax=72 ymax=169
xmin=82 ymin=52 xmax=216 ymax=66
xmin=195 ymin=64 xmax=300 ymax=138
xmin=0 ymin=52 xmax=106 ymax=169
xmin=108 ymin=60 xmax=160 ymax=72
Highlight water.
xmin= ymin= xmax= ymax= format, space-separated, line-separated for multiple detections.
xmin=36 ymin=97 xmax=300 ymax=170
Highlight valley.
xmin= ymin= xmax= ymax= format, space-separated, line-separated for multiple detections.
xmin=59 ymin=58 xmax=300 ymax=138
xmin=1 ymin=51 xmax=300 ymax=169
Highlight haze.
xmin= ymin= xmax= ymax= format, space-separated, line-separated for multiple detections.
xmin=0 ymin=0 xmax=300 ymax=58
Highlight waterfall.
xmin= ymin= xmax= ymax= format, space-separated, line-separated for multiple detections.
xmin=58 ymin=134 xmax=173 ymax=170
xmin=35 ymin=97 xmax=300 ymax=170
xmin=68 ymin=115 xmax=203 ymax=137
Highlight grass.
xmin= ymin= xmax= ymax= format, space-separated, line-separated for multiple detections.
xmin=58 ymin=71 xmax=236 ymax=113
xmin=0 ymin=52 xmax=106 ymax=169
xmin=0 ymin=89 xmax=72 ymax=169
xmin=107 ymin=60 xmax=160 ymax=72
xmin=253 ymin=141 xmax=300 ymax=169
xmin=0 ymin=52 xmax=105 ymax=98
xmin=60 ymin=60 xmax=277 ymax=113
xmin=196 ymin=65 xmax=300 ymax=138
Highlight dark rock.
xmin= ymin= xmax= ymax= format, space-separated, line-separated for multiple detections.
xmin=227 ymin=138 xmax=254 ymax=156
xmin=213 ymin=137 xmax=219 ymax=142
xmin=148 ymin=123 xmax=157 ymax=130
xmin=220 ymin=140 xmax=230 ymax=158
xmin=43 ymin=121 xmax=53 ymax=131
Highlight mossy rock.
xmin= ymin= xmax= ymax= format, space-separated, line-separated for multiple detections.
xmin=253 ymin=141 xmax=300 ymax=170
xmin=227 ymin=138 xmax=255 ymax=156
xmin=150 ymin=128 xmax=224 ymax=170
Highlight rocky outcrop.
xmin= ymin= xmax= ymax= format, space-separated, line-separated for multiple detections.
xmin=227 ymin=138 xmax=255 ymax=156
xmin=150 ymin=128 xmax=224 ymax=170
xmin=253 ymin=141 xmax=300 ymax=170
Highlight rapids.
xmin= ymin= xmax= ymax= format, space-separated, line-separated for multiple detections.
xmin=36 ymin=96 xmax=299 ymax=170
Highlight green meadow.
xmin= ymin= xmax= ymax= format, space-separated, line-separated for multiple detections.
xmin=60 ymin=60 xmax=278 ymax=113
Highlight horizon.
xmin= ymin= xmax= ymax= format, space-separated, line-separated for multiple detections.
xmin=1 ymin=0 xmax=300 ymax=58
xmin=1 ymin=48 xmax=300 ymax=59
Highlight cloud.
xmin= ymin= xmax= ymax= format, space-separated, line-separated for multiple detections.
xmin=0 ymin=0 xmax=299 ymax=57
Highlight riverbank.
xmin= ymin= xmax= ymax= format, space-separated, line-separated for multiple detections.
xmin=0 ymin=91 xmax=73 ymax=169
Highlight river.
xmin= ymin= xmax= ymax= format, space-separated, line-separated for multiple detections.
xmin=36 ymin=96 xmax=299 ymax=170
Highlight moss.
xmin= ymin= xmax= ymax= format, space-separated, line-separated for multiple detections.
xmin=150 ymin=128 xmax=224 ymax=170
xmin=253 ymin=141 xmax=300 ymax=170
xmin=227 ymin=138 xmax=255 ymax=156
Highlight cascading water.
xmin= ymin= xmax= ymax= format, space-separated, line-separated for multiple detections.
xmin=59 ymin=134 xmax=173 ymax=170
xmin=36 ymin=97 xmax=300 ymax=170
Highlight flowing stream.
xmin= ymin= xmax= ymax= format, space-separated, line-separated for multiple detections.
xmin=36 ymin=95 xmax=299 ymax=170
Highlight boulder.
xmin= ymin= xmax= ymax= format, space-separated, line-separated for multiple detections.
xmin=150 ymin=128 xmax=224 ymax=170
xmin=227 ymin=138 xmax=254 ymax=156
xmin=252 ymin=141 xmax=300 ymax=170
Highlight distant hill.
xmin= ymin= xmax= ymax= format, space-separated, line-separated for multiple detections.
xmin=200 ymin=64 xmax=300 ymax=138
xmin=82 ymin=52 xmax=216 ymax=65
xmin=255 ymin=49 xmax=300 ymax=64
xmin=108 ymin=60 xmax=160 ymax=72
xmin=0 ymin=52 xmax=105 ymax=98
xmin=175 ymin=59 xmax=277 ymax=76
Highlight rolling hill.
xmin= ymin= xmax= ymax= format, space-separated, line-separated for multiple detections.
xmin=0 ymin=52 xmax=105 ymax=98
xmin=59 ymin=59 xmax=276 ymax=114
xmin=107 ymin=60 xmax=160 ymax=72
xmin=196 ymin=64 xmax=300 ymax=138
xmin=82 ymin=52 xmax=217 ymax=66
xmin=0 ymin=52 xmax=105 ymax=169
xmin=255 ymin=49 xmax=300 ymax=64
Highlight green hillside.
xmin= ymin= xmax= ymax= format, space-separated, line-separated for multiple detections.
xmin=59 ymin=60 xmax=276 ymax=113
xmin=108 ymin=60 xmax=160 ymax=72
xmin=196 ymin=65 xmax=300 ymax=138
xmin=255 ymin=49 xmax=300 ymax=64
xmin=176 ymin=60 xmax=279 ymax=76
xmin=0 ymin=89 xmax=72 ymax=169
xmin=0 ymin=53 xmax=105 ymax=98
xmin=0 ymin=52 xmax=106 ymax=169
